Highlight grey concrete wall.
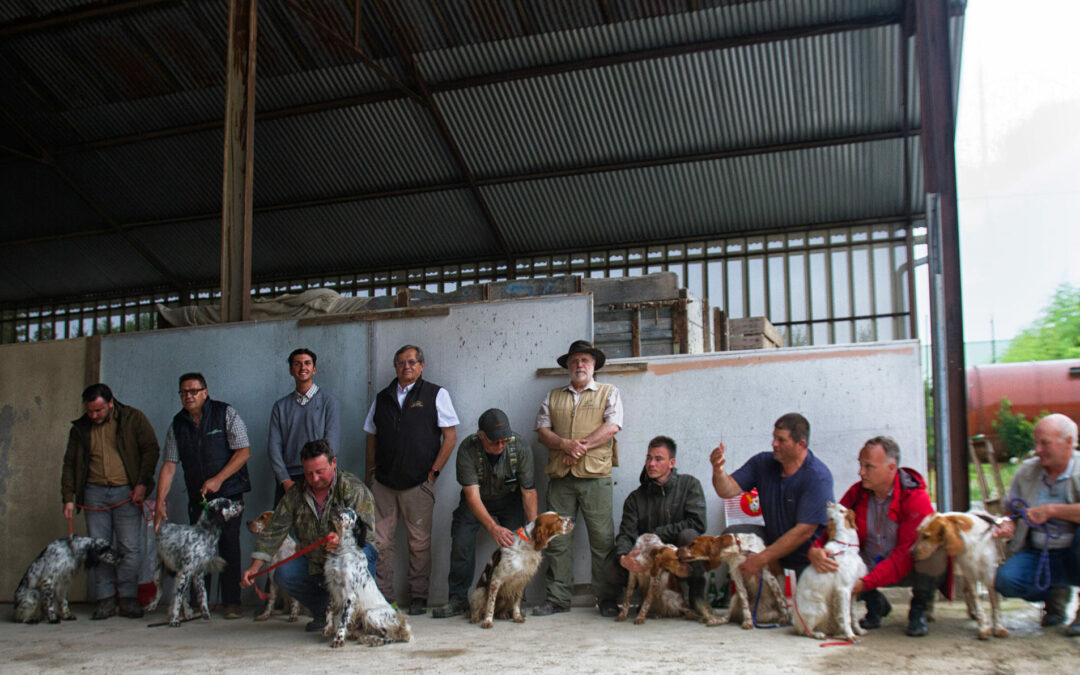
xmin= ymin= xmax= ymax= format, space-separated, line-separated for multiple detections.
xmin=1 ymin=338 xmax=90 ymax=600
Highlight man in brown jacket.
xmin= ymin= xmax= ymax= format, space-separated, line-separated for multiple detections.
xmin=62 ymin=383 xmax=159 ymax=620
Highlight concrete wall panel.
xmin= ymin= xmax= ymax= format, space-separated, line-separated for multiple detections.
xmin=1 ymin=338 xmax=90 ymax=599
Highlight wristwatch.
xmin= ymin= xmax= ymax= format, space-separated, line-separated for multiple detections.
xmin=430 ymin=469 xmax=440 ymax=478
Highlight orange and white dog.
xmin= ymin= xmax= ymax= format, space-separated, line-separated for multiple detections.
xmin=913 ymin=511 xmax=1007 ymax=639
xmin=794 ymin=502 xmax=867 ymax=640
xmin=469 ymin=512 xmax=573 ymax=628
xmin=247 ymin=511 xmax=301 ymax=622
xmin=679 ymin=532 xmax=789 ymax=628
xmin=615 ymin=533 xmax=692 ymax=624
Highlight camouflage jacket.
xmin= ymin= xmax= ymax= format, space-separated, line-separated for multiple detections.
xmin=252 ymin=468 xmax=376 ymax=575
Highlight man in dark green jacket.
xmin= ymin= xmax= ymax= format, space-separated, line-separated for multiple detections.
xmin=606 ymin=435 xmax=707 ymax=608
xmin=61 ymin=383 xmax=160 ymax=620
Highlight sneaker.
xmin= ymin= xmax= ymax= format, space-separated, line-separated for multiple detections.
xmin=532 ymin=601 xmax=570 ymax=617
xmin=408 ymin=599 xmax=427 ymax=616
xmin=223 ymin=604 xmax=244 ymax=620
xmin=305 ymin=617 xmax=326 ymax=633
xmin=118 ymin=597 xmax=144 ymax=619
xmin=431 ymin=600 xmax=467 ymax=619
xmin=91 ymin=598 xmax=117 ymax=620
xmin=598 ymin=599 xmax=620 ymax=618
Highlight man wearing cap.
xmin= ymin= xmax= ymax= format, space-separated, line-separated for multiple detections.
xmin=431 ymin=409 xmax=537 ymax=618
xmin=533 ymin=340 xmax=624 ymax=617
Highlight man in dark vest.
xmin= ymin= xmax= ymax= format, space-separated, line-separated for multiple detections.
xmin=364 ymin=344 xmax=459 ymax=615
xmin=153 ymin=372 xmax=252 ymax=619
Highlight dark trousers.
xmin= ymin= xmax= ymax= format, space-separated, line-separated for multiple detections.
xmin=605 ymin=528 xmax=705 ymax=603
xmin=187 ymin=497 xmax=243 ymax=606
xmin=447 ymin=492 xmax=526 ymax=604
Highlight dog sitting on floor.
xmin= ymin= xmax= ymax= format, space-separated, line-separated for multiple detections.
xmin=322 ymin=505 xmax=411 ymax=647
xmin=615 ymin=533 xmax=692 ymax=624
xmin=469 ymin=512 xmax=574 ymax=628
xmin=794 ymin=501 xmax=867 ymax=641
xmin=14 ymin=535 xmax=118 ymax=624
xmin=246 ymin=511 xmax=301 ymax=622
xmin=144 ymin=497 xmax=244 ymax=627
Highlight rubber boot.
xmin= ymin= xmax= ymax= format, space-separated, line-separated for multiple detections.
xmin=1042 ymin=586 xmax=1070 ymax=627
xmin=906 ymin=572 xmax=942 ymax=637
xmin=858 ymin=589 xmax=891 ymax=629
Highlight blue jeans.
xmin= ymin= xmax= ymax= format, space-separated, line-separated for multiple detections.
xmin=447 ymin=493 xmax=525 ymax=605
xmin=995 ymin=534 xmax=1080 ymax=602
xmin=83 ymin=483 xmax=143 ymax=600
xmin=274 ymin=543 xmax=378 ymax=619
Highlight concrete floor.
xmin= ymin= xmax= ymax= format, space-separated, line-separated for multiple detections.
xmin=4 ymin=588 xmax=1079 ymax=674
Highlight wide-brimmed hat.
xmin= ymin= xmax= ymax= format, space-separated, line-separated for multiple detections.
xmin=556 ymin=339 xmax=606 ymax=370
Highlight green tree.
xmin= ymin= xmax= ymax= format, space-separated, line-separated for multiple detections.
xmin=991 ymin=397 xmax=1044 ymax=460
xmin=1002 ymin=283 xmax=1080 ymax=362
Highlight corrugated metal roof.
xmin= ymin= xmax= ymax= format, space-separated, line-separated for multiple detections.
xmin=0 ymin=0 xmax=965 ymax=307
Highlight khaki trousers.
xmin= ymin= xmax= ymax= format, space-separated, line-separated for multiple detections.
xmin=372 ymin=478 xmax=435 ymax=603
xmin=544 ymin=475 xmax=616 ymax=607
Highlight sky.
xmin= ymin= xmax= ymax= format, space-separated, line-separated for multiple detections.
xmin=948 ymin=0 xmax=1080 ymax=342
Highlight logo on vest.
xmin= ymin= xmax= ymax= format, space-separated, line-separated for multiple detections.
xmin=409 ymin=401 xmax=425 ymax=408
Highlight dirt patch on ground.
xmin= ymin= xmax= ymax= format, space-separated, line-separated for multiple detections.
xmin=3 ymin=589 xmax=1079 ymax=673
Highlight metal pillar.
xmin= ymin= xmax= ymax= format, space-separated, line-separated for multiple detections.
xmin=221 ymin=0 xmax=257 ymax=323
xmin=915 ymin=0 xmax=968 ymax=510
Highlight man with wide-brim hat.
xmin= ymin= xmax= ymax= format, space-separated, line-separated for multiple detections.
xmin=532 ymin=340 xmax=623 ymax=617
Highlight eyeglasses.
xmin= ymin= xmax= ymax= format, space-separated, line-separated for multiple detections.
xmin=394 ymin=359 xmax=420 ymax=368
xmin=178 ymin=387 xmax=206 ymax=398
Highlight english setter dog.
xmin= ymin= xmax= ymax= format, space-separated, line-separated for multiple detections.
xmin=247 ymin=511 xmax=301 ymax=622
xmin=615 ymin=533 xmax=692 ymax=624
xmin=144 ymin=497 xmax=244 ymax=627
xmin=14 ymin=535 xmax=118 ymax=624
xmin=469 ymin=511 xmax=574 ymax=628
xmin=794 ymin=501 xmax=867 ymax=641
xmin=322 ymin=505 xmax=411 ymax=647
xmin=913 ymin=511 xmax=1007 ymax=639
xmin=679 ymin=532 xmax=790 ymax=628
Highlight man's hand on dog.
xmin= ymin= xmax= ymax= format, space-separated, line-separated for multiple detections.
xmin=808 ymin=545 xmax=839 ymax=573
xmin=324 ymin=532 xmax=340 ymax=553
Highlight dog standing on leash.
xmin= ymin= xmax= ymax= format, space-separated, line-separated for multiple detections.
xmin=144 ymin=497 xmax=244 ymax=627
xmin=615 ymin=533 xmax=692 ymax=624
xmin=246 ymin=511 xmax=300 ymax=622
xmin=14 ymin=536 xmax=118 ymax=624
xmin=679 ymin=532 xmax=789 ymax=628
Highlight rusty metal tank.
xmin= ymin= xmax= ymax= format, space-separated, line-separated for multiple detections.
xmin=967 ymin=358 xmax=1080 ymax=437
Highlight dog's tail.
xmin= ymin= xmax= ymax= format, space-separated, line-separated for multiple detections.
xmin=207 ymin=556 xmax=227 ymax=575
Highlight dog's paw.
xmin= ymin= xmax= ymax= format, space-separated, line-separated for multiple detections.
xmin=169 ymin=620 xmax=182 ymax=627
xmin=993 ymin=627 xmax=1009 ymax=638
xmin=976 ymin=627 xmax=991 ymax=640
xmin=741 ymin=620 xmax=754 ymax=630
xmin=614 ymin=613 xmax=627 ymax=622
xmin=705 ymin=616 xmax=724 ymax=627
xmin=62 ymin=614 xmax=76 ymax=621
xmin=512 ymin=615 xmax=525 ymax=623
xmin=330 ymin=636 xmax=345 ymax=648
xmin=287 ymin=614 xmax=299 ymax=623
xmin=200 ymin=612 xmax=211 ymax=621
xmin=480 ymin=619 xmax=493 ymax=629
xmin=254 ymin=612 xmax=271 ymax=622
xmin=633 ymin=617 xmax=646 ymax=625
xmin=48 ymin=617 xmax=61 ymax=624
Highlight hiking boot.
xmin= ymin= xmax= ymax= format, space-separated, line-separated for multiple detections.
xmin=408 ymin=599 xmax=427 ymax=616
xmin=1042 ymin=587 xmax=1070 ymax=627
xmin=906 ymin=571 xmax=942 ymax=637
xmin=118 ymin=597 xmax=144 ymax=619
xmin=223 ymin=604 xmax=244 ymax=620
xmin=858 ymin=589 xmax=892 ymax=630
xmin=431 ymin=599 xmax=467 ymax=619
xmin=91 ymin=598 xmax=117 ymax=620
xmin=305 ymin=617 xmax=326 ymax=632
xmin=532 ymin=601 xmax=570 ymax=616
xmin=598 ymin=598 xmax=620 ymax=618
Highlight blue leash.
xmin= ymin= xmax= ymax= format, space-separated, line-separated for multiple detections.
xmin=752 ymin=571 xmax=780 ymax=629
xmin=1008 ymin=497 xmax=1062 ymax=592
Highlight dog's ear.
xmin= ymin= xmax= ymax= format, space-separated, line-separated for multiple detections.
xmin=826 ymin=518 xmax=837 ymax=543
xmin=532 ymin=521 xmax=550 ymax=550
xmin=353 ymin=518 xmax=368 ymax=547
xmin=845 ymin=508 xmax=857 ymax=531
xmin=942 ymin=516 xmax=968 ymax=556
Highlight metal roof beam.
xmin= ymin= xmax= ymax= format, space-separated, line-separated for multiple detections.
xmin=45 ymin=13 xmax=907 ymax=157
xmin=0 ymin=127 xmax=919 ymax=248
xmin=0 ymin=0 xmax=178 ymax=38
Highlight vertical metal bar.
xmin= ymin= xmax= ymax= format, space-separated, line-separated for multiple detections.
xmin=221 ymin=0 xmax=258 ymax=324
xmin=868 ymin=234 xmax=878 ymax=341
xmin=824 ymin=233 xmax=835 ymax=343
xmin=927 ymin=193 xmax=951 ymax=511
xmin=846 ymin=227 xmax=856 ymax=342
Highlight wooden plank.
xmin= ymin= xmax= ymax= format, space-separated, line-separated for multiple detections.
xmin=701 ymin=297 xmax=711 ymax=352
xmin=729 ymin=335 xmax=779 ymax=350
xmin=297 ymin=306 xmax=449 ymax=327
xmin=84 ymin=335 xmax=102 ymax=387
xmin=729 ymin=316 xmax=783 ymax=346
xmin=714 ymin=308 xmax=729 ymax=351
xmin=630 ymin=310 xmax=640 ymax=357
xmin=969 ymin=440 xmax=994 ymax=512
xmin=673 ymin=298 xmax=688 ymax=354
xmin=487 ymin=276 xmax=581 ymax=300
xmin=583 ymin=272 xmax=679 ymax=306
xmin=536 ymin=362 xmax=648 ymax=377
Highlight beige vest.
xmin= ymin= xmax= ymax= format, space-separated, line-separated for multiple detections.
xmin=545 ymin=384 xmax=618 ymax=479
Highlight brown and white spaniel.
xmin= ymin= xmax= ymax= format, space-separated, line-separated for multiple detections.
xmin=913 ymin=511 xmax=1007 ymax=639
xmin=615 ymin=533 xmax=692 ymax=624
xmin=469 ymin=511 xmax=573 ymax=628
xmin=679 ymin=532 xmax=789 ymax=628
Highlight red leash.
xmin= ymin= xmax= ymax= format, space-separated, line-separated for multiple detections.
xmin=249 ymin=534 xmax=335 ymax=600
xmin=787 ymin=572 xmax=860 ymax=647
xmin=66 ymin=495 xmax=157 ymax=535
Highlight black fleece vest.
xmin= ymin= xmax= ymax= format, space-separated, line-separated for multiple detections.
xmin=372 ymin=378 xmax=442 ymax=490
xmin=172 ymin=399 xmax=250 ymax=500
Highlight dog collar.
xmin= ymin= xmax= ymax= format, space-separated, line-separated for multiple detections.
xmin=516 ymin=527 xmax=530 ymax=542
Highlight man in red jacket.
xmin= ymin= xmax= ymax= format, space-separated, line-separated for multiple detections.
xmin=808 ymin=436 xmax=943 ymax=637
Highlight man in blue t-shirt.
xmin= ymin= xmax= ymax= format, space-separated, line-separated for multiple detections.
xmin=709 ymin=412 xmax=834 ymax=578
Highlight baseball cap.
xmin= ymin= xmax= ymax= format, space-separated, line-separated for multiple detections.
xmin=478 ymin=408 xmax=513 ymax=440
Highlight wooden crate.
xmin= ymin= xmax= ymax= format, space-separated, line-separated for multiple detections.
xmin=719 ymin=316 xmax=783 ymax=350
xmin=594 ymin=291 xmax=705 ymax=358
